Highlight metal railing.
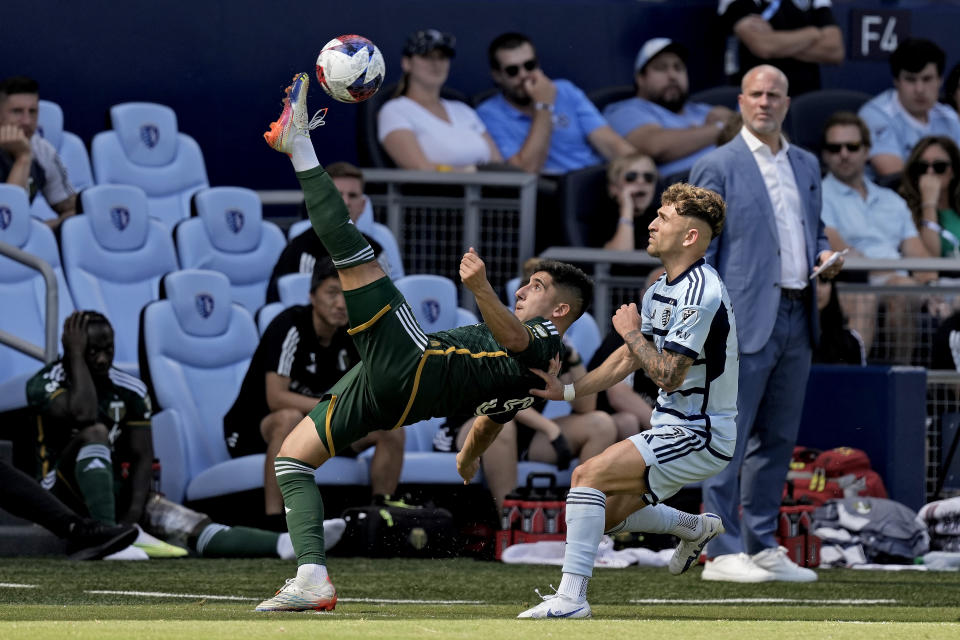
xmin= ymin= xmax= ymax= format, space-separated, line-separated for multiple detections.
xmin=0 ymin=240 xmax=58 ymax=364
xmin=926 ymin=370 xmax=960 ymax=500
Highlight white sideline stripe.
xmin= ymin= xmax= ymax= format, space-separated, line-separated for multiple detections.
xmin=0 ymin=583 xmax=38 ymax=589
xmin=629 ymin=598 xmax=898 ymax=605
xmin=85 ymin=589 xmax=484 ymax=605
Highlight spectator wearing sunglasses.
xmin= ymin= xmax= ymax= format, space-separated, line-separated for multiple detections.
xmin=819 ymin=112 xmax=934 ymax=362
xmin=378 ymin=29 xmax=503 ymax=171
xmin=476 ymin=32 xmax=635 ymax=175
xmin=588 ymin=153 xmax=658 ymax=251
xmin=900 ymin=136 xmax=960 ymax=258
xmin=859 ymin=38 xmax=960 ymax=177
xmin=603 ymin=39 xmax=736 ymax=179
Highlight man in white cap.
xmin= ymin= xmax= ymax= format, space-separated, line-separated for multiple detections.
xmin=604 ymin=38 xmax=736 ymax=178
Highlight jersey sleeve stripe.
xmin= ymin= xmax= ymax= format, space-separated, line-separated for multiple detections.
xmin=278 ymin=326 xmax=300 ymax=377
xmin=664 ymin=341 xmax=698 ymax=359
xmin=108 ymin=369 xmax=148 ymax=396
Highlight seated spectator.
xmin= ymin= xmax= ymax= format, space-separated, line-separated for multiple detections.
xmin=931 ymin=309 xmax=960 ymax=370
xmin=266 ymin=162 xmax=388 ymax=302
xmin=720 ymin=0 xmax=844 ymax=96
xmin=946 ymin=62 xmax=960 ymax=115
xmin=225 ymin=258 xmax=407 ymax=522
xmin=25 ymin=311 xmax=341 ymax=559
xmin=378 ymin=29 xmax=502 ymax=171
xmin=859 ymin=39 xmax=960 ymax=177
xmin=587 ymin=153 xmax=658 ymax=251
xmin=820 ymin=111 xmax=935 ymax=362
xmin=603 ymin=38 xmax=735 ymax=177
xmin=812 ymin=277 xmax=865 ymax=366
xmin=476 ymin=32 xmax=635 ymax=175
xmin=0 ymin=76 xmax=76 ymax=229
xmin=899 ymin=136 xmax=960 ymax=258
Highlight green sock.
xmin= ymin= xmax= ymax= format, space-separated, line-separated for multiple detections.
xmin=194 ymin=524 xmax=279 ymax=557
xmin=74 ymin=443 xmax=116 ymax=524
xmin=275 ymin=456 xmax=326 ymax=566
xmin=297 ymin=166 xmax=375 ymax=269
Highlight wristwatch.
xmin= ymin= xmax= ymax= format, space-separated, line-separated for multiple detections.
xmin=534 ymin=102 xmax=555 ymax=113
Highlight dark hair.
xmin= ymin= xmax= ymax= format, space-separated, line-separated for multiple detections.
xmin=945 ymin=62 xmax=960 ymax=112
xmin=310 ymin=256 xmax=338 ymax=292
xmin=488 ymin=32 xmax=533 ymax=70
xmin=326 ymin=161 xmax=364 ymax=186
xmin=899 ymin=136 xmax=960 ymax=230
xmin=661 ymin=182 xmax=726 ymax=239
xmin=821 ymin=111 xmax=872 ymax=148
xmin=0 ymin=76 xmax=39 ymax=101
xmin=889 ymin=38 xmax=945 ymax=77
xmin=531 ymin=259 xmax=593 ymax=319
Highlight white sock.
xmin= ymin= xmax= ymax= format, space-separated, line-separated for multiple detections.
xmin=291 ymin=135 xmax=319 ymax=172
xmin=560 ymin=487 xmax=606 ymax=597
xmin=557 ymin=572 xmax=589 ymax=602
xmin=613 ymin=505 xmax=703 ymax=541
xmin=297 ymin=563 xmax=328 ymax=585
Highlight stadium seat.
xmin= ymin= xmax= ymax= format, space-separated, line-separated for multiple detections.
xmin=688 ymin=85 xmax=741 ymax=110
xmin=175 ymin=187 xmax=286 ymax=313
xmin=504 ymin=276 xmax=521 ymax=308
xmin=587 ymin=84 xmax=635 ymax=112
xmin=30 ymin=99 xmax=94 ymax=222
xmin=356 ymin=82 xmax=471 ymax=168
xmin=565 ymin=311 xmax=602 ymax=366
xmin=91 ymin=102 xmax=209 ymax=232
xmin=139 ymin=269 xmax=365 ymax=504
xmin=255 ymin=302 xmax=285 ymax=335
xmin=394 ymin=274 xmax=478 ymax=332
xmin=367 ymin=222 xmax=406 ymax=280
xmin=60 ymin=185 xmax=179 ymax=376
xmin=287 ymin=196 xmax=375 ymax=241
xmin=557 ymin=164 xmax=609 ymax=246
xmin=0 ymin=185 xmax=76 ymax=410
xmin=276 ymin=273 xmax=310 ymax=307
xmin=786 ymin=89 xmax=873 ymax=155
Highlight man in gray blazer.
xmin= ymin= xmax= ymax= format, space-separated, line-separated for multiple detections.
xmin=689 ymin=64 xmax=844 ymax=582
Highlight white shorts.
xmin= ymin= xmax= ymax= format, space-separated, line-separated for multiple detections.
xmin=628 ymin=425 xmax=730 ymax=505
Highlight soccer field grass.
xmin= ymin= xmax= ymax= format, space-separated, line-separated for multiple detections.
xmin=1 ymin=557 xmax=959 ymax=639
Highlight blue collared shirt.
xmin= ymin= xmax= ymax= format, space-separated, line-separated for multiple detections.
xmin=859 ymin=88 xmax=960 ymax=162
xmin=603 ymin=97 xmax=714 ymax=176
xmin=820 ymin=172 xmax=917 ymax=259
xmin=476 ymin=79 xmax=605 ymax=174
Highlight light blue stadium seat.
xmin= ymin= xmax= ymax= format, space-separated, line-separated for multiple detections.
xmin=0 ymin=185 xmax=75 ymax=410
xmin=140 ymin=269 xmax=364 ymax=504
xmin=256 ymin=302 xmax=285 ymax=335
xmin=565 ymin=311 xmax=601 ymax=366
xmin=175 ymin=187 xmax=286 ymax=313
xmin=504 ymin=276 xmax=521 ymax=308
xmin=395 ymin=274 xmax=478 ymax=332
xmin=277 ymin=273 xmax=310 ymax=306
xmin=30 ymin=100 xmax=94 ymax=222
xmin=286 ymin=219 xmax=311 ymax=241
xmin=367 ymin=222 xmax=405 ymax=280
xmin=91 ymin=102 xmax=209 ymax=232
xmin=60 ymin=185 xmax=178 ymax=376
xmin=286 ymin=195 xmax=375 ymax=241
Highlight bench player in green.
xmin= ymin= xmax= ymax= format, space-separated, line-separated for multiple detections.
xmin=257 ymin=72 xmax=593 ymax=612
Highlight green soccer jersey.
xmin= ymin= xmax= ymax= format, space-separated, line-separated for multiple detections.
xmin=410 ymin=316 xmax=562 ymax=424
xmin=26 ymin=360 xmax=152 ymax=480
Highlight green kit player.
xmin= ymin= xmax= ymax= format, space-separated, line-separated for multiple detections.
xmin=258 ymin=72 xmax=593 ymax=611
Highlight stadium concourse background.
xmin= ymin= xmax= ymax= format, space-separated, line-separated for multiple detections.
xmin=3 ymin=0 xmax=959 ymax=191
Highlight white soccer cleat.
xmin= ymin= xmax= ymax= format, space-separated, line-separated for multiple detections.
xmin=133 ymin=525 xmax=188 ymax=558
xmin=669 ymin=513 xmax=724 ymax=575
xmin=255 ymin=576 xmax=337 ymax=612
xmin=517 ymin=588 xmax=591 ymax=619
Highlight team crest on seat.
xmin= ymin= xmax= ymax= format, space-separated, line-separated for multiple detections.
xmin=225 ymin=209 xmax=244 ymax=233
xmin=195 ymin=293 xmax=215 ymax=318
xmin=422 ymin=299 xmax=440 ymax=324
xmin=0 ymin=206 xmax=11 ymax=230
xmin=140 ymin=124 xmax=160 ymax=149
xmin=110 ymin=207 xmax=130 ymax=231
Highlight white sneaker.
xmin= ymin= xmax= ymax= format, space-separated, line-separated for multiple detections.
xmin=255 ymin=576 xmax=337 ymax=612
xmin=670 ymin=513 xmax=724 ymax=575
xmin=517 ymin=589 xmax=591 ymax=619
xmin=133 ymin=525 xmax=188 ymax=558
xmin=103 ymin=544 xmax=150 ymax=561
xmin=752 ymin=546 xmax=818 ymax=582
xmin=701 ymin=552 xmax=775 ymax=582
xmin=276 ymin=519 xmax=347 ymax=560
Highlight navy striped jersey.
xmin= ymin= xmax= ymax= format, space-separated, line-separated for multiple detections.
xmin=641 ymin=257 xmax=739 ymax=456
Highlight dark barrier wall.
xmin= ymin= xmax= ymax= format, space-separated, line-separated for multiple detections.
xmin=4 ymin=1 xmax=958 ymax=191
xmin=799 ymin=365 xmax=927 ymax=511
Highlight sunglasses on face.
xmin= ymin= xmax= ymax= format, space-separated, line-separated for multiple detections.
xmin=624 ymin=170 xmax=657 ymax=184
xmin=501 ymin=58 xmax=538 ymax=77
xmin=912 ymin=160 xmax=952 ymax=175
xmin=823 ymin=142 xmax=863 ymax=154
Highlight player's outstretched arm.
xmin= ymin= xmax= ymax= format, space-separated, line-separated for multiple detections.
xmin=530 ymin=344 xmax=637 ymax=400
xmin=614 ymin=304 xmax=693 ymax=392
xmin=456 ymin=416 xmax=504 ymax=484
xmin=459 ymin=248 xmax=529 ymax=352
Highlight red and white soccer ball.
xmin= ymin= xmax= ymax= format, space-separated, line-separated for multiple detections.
xmin=316 ymin=35 xmax=386 ymax=103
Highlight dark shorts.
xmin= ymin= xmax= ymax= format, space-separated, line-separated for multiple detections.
xmin=223 ymin=416 xmax=266 ymax=459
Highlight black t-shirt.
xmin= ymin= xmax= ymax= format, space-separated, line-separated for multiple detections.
xmin=587 ymin=328 xmax=660 ymax=414
xmin=721 ymin=0 xmax=838 ymax=96
xmin=266 ymin=229 xmax=383 ymax=303
xmin=0 ymin=149 xmax=46 ymax=203
xmin=223 ymin=305 xmax=359 ymax=429
xmin=586 ymin=198 xmax=653 ymax=252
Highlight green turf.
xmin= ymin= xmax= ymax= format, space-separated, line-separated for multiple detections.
xmin=1 ymin=557 xmax=959 ymax=638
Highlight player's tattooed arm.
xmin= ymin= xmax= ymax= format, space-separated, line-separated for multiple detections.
xmin=622 ymin=329 xmax=693 ymax=392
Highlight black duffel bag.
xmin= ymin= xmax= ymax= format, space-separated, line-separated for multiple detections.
xmin=338 ymin=505 xmax=457 ymax=558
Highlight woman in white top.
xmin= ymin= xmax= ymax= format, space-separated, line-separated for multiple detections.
xmin=378 ymin=29 xmax=502 ymax=171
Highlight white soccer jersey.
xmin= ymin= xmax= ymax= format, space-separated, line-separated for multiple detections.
xmin=640 ymin=257 xmax=739 ymax=459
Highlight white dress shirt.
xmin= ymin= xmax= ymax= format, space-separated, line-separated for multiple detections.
xmin=740 ymin=126 xmax=809 ymax=289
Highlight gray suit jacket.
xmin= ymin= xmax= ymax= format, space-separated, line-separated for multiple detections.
xmin=689 ymin=134 xmax=829 ymax=354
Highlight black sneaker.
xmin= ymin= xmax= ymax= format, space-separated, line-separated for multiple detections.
xmin=66 ymin=520 xmax=139 ymax=561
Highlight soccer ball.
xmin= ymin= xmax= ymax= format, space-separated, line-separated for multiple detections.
xmin=316 ymin=35 xmax=386 ymax=103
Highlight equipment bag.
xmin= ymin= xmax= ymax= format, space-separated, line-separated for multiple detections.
xmin=339 ymin=505 xmax=456 ymax=558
